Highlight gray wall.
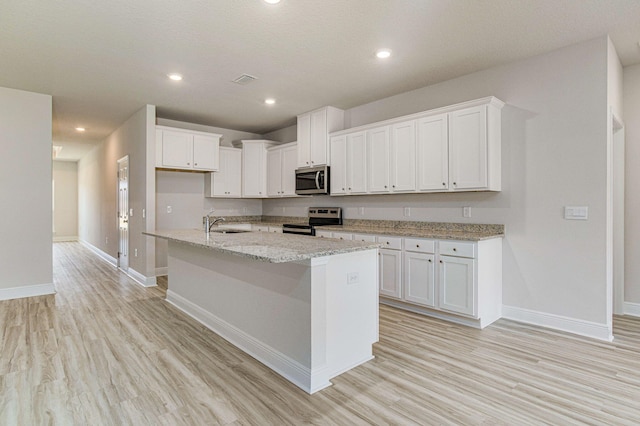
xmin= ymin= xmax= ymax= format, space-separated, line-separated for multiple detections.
xmin=78 ymin=105 xmax=157 ymax=280
xmin=53 ymin=161 xmax=78 ymax=240
xmin=264 ymin=36 xmax=612 ymax=327
xmin=0 ymin=87 xmax=52 ymax=294
xmin=624 ymin=63 xmax=640 ymax=304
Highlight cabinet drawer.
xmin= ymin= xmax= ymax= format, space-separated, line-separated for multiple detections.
xmin=377 ymin=235 xmax=402 ymax=250
xmin=404 ymin=238 xmax=435 ymax=254
xmin=439 ymin=241 xmax=475 ymax=258
xmin=332 ymin=231 xmax=353 ymax=241
xmin=353 ymin=233 xmax=376 ymax=242
xmin=315 ymin=230 xmax=333 ymax=238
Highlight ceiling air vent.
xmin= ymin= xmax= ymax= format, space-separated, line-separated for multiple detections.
xmin=232 ymin=74 xmax=257 ymax=85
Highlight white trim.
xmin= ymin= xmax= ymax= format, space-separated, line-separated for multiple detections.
xmin=0 ymin=283 xmax=55 ymax=301
xmin=53 ymin=236 xmax=78 ymax=242
xmin=165 ymin=289 xmax=330 ymax=394
xmin=381 ymin=298 xmax=484 ymax=328
xmin=155 ymin=267 xmax=168 ymax=277
xmin=125 ymin=267 xmax=157 ymax=288
xmin=502 ymin=305 xmax=613 ymax=342
xmin=80 ymin=239 xmax=117 ymax=267
xmin=623 ymin=302 xmax=640 ymax=317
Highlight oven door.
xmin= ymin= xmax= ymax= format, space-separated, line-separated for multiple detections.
xmin=295 ymin=166 xmax=329 ymax=195
xmin=282 ymin=224 xmax=315 ymax=236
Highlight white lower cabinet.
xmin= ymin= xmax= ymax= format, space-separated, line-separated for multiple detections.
xmin=379 ymin=248 xmax=402 ymax=299
xmin=315 ymin=230 xmax=502 ymax=328
xmin=403 ymin=249 xmax=436 ymax=308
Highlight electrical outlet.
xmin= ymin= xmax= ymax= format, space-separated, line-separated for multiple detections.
xmin=129 ymin=208 xmax=134 ymax=217
xmin=359 ymin=207 xmax=365 ymax=215
xmin=403 ymin=207 xmax=410 ymax=217
xmin=347 ymin=272 xmax=359 ymax=285
xmin=463 ymin=206 xmax=472 ymax=218
xmin=134 ymin=248 xmax=138 ymax=257
xmin=167 ymin=205 xmax=172 ymax=214
xmin=142 ymin=208 xmax=146 ymax=219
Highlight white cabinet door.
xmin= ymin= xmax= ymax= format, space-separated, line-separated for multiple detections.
xmin=297 ymin=113 xmax=311 ymax=167
xmin=367 ymin=126 xmax=390 ymax=193
xmin=242 ymin=143 xmax=266 ymax=198
xmin=226 ymin=148 xmax=242 ymax=197
xmin=449 ymin=105 xmax=487 ymax=190
xmin=192 ymin=134 xmax=219 ymax=171
xmin=417 ymin=114 xmax=449 ymax=191
xmin=281 ymin=144 xmax=298 ymax=196
xmin=266 ymin=149 xmax=282 ymax=197
xmin=310 ymin=108 xmax=328 ymax=166
xmin=379 ymin=248 xmax=402 ymax=299
xmin=332 ymin=231 xmax=353 ymax=241
xmin=438 ymin=255 xmax=475 ymax=316
xmin=161 ymin=130 xmax=192 ymax=168
xmin=347 ymin=131 xmax=367 ymax=194
xmin=404 ymin=252 xmax=436 ymax=308
xmin=390 ymin=121 xmax=417 ymax=192
xmin=205 ymin=147 xmax=242 ymax=198
xmin=330 ymin=135 xmax=347 ymax=195
xmin=315 ymin=230 xmax=333 ymax=238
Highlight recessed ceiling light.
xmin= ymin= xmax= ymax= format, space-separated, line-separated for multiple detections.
xmin=376 ymin=49 xmax=392 ymax=59
xmin=265 ymin=98 xmax=276 ymax=105
xmin=75 ymin=127 xmax=86 ymax=132
xmin=264 ymin=0 xmax=281 ymax=4
xmin=168 ymin=73 xmax=183 ymax=81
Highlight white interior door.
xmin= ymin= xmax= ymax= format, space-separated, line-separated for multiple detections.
xmin=118 ymin=156 xmax=129 ymax=271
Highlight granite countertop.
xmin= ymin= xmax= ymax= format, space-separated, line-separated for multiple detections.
xmin=144 ymin=229 xmax=380 ymax=263
xmin=319 ymin=225 xmax=503 ymax=241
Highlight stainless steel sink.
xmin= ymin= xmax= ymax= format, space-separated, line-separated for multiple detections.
xmin=209 ymin=229 xmax=250 ymax=234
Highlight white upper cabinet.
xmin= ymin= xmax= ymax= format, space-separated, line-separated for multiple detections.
xmin=390 ymin=121 xmax=417 ymax=192
xmin=417 ymin=113 xmax=449 ymax=191
xmin=347 ymin=131 xmax=367 ymax=194
xmin=297 ymin=106 xmax=344 ymax=168
xmin=267 ymin=142 xmax=298 ymax=197
xmin=329 ymin=135 xmax=347 ymax=195
xmin=156 ymin=126 xmax=221 ymax=172
xmin=449 ymin=105 xmax=488 ymax=191
xmin=240 ymin=140 xmax=278 ymax=198
xmin=328 ymin=97 xmax=503 ymax=196
xmin=205 ymin=147 xmax=242 ymax=198
xmin=367 ymin=126 xmax=391 ymax=193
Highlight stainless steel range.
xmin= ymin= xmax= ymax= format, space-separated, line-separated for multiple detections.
xmin=282 ymin=207 xmax=342 ymax=236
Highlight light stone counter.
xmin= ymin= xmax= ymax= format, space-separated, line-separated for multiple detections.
xmin=144 ymin=228 xmax=380 ymax=263
xmin=319 ymin=225 xmax=503 ymax=241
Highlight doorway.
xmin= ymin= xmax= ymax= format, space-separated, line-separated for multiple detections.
xmin=118 ymin=155 xmax=129 ymax=271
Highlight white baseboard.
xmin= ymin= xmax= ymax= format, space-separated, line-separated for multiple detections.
xmin=125 ymin=268 xmax=157 ymax=288
xmin=155 ymin=267 xmax=168 ymax=277
xmin=623 ymin=302 xmax=640 ymax=317
xmin=80 ymin=240 xmax=117 ymax=267
xmin=0 ymin=283 xmax=56 ymax=301
xmin=53 ymin=236 xmax=78 ymax=242
xmin=165 ymin=290 xmax=326 ymax=394
xmin=502 ymin=305 xmax=613 ymax=342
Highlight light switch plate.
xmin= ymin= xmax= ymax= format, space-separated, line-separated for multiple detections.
xmin=564 ymin=206 xmax=588 ymax=220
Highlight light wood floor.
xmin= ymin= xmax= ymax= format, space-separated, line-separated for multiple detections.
xmin=1 ymin=242 xmax=640 ymax=425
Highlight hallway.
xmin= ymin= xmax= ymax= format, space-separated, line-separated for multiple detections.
xmin=1 ymin=242 xmax=640 ymax=425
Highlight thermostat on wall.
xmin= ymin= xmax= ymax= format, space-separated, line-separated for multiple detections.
xmin=564 ymin=206 xmax=588 ymax=220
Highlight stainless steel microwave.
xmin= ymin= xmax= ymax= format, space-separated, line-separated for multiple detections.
xmin=295 ymin=165 xmax=330 ymax=195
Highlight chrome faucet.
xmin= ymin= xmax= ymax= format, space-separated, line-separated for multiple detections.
xmin=205 ymin=210 xmax=226 ymax=233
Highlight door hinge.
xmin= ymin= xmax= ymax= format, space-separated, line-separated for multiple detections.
xmin=117 ymin=251 xmax=121 ymax=258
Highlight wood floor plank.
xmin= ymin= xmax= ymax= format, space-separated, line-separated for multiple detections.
xmin=1 ymin=241 xmax=640 ymax=425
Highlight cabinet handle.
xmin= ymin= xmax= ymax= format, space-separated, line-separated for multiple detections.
xmin=440 ymin=260 xmax=443 ymax=263
xmin=342 ymin=187 xmax=345 ymax=190
xmin=348 ymin=187 xmax=352 ymax=190
xmin=392 ymin=185 xmax=395 ymax=188
xmin=187 ymin=162 xmax=190 ymax=165
xmin=442 ymin=182 xmax=446 ymax=186
xmin=306 ymin=161 xmax=309 ymax=164
xmin=386 ymin=241 xmax=390 ymax=245
xmin=416 ymin=244 xmax=420 ymax=248
xmin=428 ymin=259 xmax=432 ymax=263
xmin=453 ymin=182 xmax=457 ymax=186
xmin=194 ymin=163 xmax=198 ymax=166
xmin=453 ymin=248 xmax=457 ymax=251
xmin=384 ymin=186 xmax=387 ymax=189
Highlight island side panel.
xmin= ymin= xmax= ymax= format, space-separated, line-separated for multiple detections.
xmin=318 ymin=248 xmax=379 ymax=381
xmin=166 ymin=242 xmax=313 ymax=368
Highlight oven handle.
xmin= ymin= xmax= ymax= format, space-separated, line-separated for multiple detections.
xmin=315 ymin=171 xmax=321 ymax=190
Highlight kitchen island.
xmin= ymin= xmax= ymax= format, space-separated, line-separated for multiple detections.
xmin=144 ymin=229 xmax=380 ymax=394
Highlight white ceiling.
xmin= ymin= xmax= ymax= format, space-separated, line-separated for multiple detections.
xmin=2 ymin=0 xmax=640 ymax=161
